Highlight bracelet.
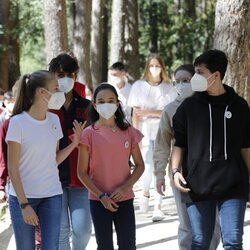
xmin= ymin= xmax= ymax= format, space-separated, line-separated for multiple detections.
xmin=99 ymin=192 xmax=109 ymax=200
xmin=172 ymin=168 xmax=180 ymax=179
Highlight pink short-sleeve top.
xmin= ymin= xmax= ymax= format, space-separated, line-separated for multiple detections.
xmin=80 ymin=124 xmax=143 ymax=201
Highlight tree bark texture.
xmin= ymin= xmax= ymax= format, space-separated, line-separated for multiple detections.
xmin=0 ymin=0 xmax=10 ymax=91
xmin=73 ymin=0 xmax=92 ymax=86
xmin=110 ymin=0 xmax=125 ymax=65
xmin=43 ymin=0 xmax=68 ymax=64
xmin=91 ymin=0 xmax=104 ymax=88
xmin=214 ymin=0 xmax=250 ymax=103
xmin=124 ymin=0 xmax=140 ymax=80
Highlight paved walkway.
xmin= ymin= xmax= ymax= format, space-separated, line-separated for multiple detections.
xmin=1 ymin=183 xmax=250 ymax=250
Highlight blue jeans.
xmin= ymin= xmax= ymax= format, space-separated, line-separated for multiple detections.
xmin=90 ymin=199 xmax=136 ymax=250
xmin=186 ymin=199 xmax=246 ymax=250
xmin=9 ymin=194 xmax=62 ymax=250
xmin=59 ymin=187 xmax=92 ymax=250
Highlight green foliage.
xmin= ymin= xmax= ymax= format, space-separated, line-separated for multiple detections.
xmin=138 ymin=0 xmax=216 ymax=77
xmin=12 ymin=0 xmax=46 ymax=73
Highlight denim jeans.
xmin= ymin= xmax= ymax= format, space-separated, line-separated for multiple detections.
xmin=90 ymin=199 xmax=136 ymax=250
xmin=59 ymin=187 xmax=92 ymax=250
xmin=186 ymin=199 xmax=246 ymax=250
xmin=9 ymin=194 xmax=62 ymax=250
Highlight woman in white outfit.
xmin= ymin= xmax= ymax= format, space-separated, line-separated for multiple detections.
xmin=128 ymin=54 xmax=176 ymax=221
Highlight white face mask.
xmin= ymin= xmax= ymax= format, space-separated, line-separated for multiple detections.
xmin=190 ymin=73 xmax=215 ymax=92
xmin=149 ymin=66 xmax=161 ymax=78
xmin=96 ymin=103 xmax=118 ymax=120
xmin=175 ymin=83 xmax=194 ymax=98
xmin=109 ymin=75 xmax=121 ymax=86
xmin=58 ymin=77 xmax=74 ymax=93
xmin=43 ymin=89 xmax=66 ymax=110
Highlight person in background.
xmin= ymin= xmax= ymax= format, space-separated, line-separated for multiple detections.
xmin=128 ymin=53 xmax=177 ymax=222
xmin=0 ymin=88 xmax=5 ymax=109
xmin=172 ymin=50 xmax=250 ymax=249
xmin=77 ymin=83 xmax=144 ymax=250
xmin=108 ymin=62 xmax=132 ymax=122
xmin=6 ymin=70 xmax=84 ymax=250
xmin=49 ymin=52 xmax=92 ymax=250
xmin=0 ymin=91 xmax=15 ymax=126
xmin=154 ymin=64 xmax=220 ymax=250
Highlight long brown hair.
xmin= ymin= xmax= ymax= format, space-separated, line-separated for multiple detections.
xmin=12 ymin=70 xmax=55 ymax=116
xmin=142 ymin=54 xmax=169 ymax=82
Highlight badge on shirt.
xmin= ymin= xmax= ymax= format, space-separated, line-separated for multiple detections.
xmin=124 ymin=140 xmax=129 ymax=149
xmin=225 ymin=111 xmax=232 ymax=119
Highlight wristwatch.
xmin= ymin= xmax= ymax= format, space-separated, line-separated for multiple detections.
xmin=20 ymin=202 xmax=30 ymax=209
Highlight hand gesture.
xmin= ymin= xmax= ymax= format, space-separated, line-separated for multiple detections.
xmin=156 ymin=179 xmax=165 ymax=196
xmin=173 ymin=172 xmax=190 ymax=193
xmin=0 ymin=190 xmax=6 ymax=203
xmin=110 ymin=186 xmax=128 ymax=202
xmin=71 ymin=120 xmax=87 ymax=147
xmin=134 ymin=107 xmax=149 ymax=119
xmin=100 ymin=196 xmax=119 ymax=212
xmin=22 ymin=205 xmax=39 ymax=226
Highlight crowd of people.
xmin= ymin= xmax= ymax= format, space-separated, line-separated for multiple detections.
xmin=0 ymin=49 xmax=249 ymax=250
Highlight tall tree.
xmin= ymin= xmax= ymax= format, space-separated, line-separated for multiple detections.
xmin=214 ymin=0 xmax=250 ymax=103
xmin=0 ymin=0 xmax=10 ymax=90
xmin=110 ymin=0 xmax=125 ymax=64
xmin=9 ymin=1 xmax=20 ymax=87
xmin=73 ymin=0 xmax=92 ymax=86
xmin=149 ymin=1 xmax=158 ymax=53
xmin=91 ymin=0 xmax=105 ymax=88
xmin=124 ymin=0 xmax=140 ymax=80
xmin=43 ymin=0 xmax=68 ymax=64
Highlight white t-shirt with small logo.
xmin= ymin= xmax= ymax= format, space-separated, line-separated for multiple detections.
xmin=6 ymin=111 xmax=63 ymax=198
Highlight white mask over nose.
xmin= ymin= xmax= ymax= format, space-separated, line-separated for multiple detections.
xmin=43 ymin=89 xmax=66 ymax=110
xmin=149 ymin=66 xmax=161 ymax=78
xmin=190 ymin=73 xmax=215 ymax=92
xmin=175 ymin=83 xmax=194 ymax=98
xmin=58 ymin=77 xmax=74 ymax=93
xmin=96 ymin=103 xmax=118 ymax=120
xmin=109 ymin=75 xmax=121 ymax=86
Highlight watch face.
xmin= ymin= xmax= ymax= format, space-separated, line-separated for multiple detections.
xmin=20 ymin=203 xmax=30 ymax=209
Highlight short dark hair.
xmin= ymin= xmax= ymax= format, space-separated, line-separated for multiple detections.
xmin=174 ymin=64 xmax=195 ymax=77
xmin=49 ymin=52 xmax=79 ymax=74
xmin=109 ymin=62 xmax=125 ymax=71
xmin=194 ymin=49 xmax=228 ymax=80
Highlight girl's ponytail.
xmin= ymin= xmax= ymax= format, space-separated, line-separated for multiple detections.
xmin=12 ymin=74 xmax=32 ymax=116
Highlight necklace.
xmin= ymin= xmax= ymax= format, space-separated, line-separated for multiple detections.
xmin=104 ymin=125 xmax=117 ymax=132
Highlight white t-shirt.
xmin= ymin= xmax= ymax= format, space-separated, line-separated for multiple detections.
xmin=117 ymin=81 xmax=132 ymax=122
xmin=128 ymin=79 xmax=177 ymax=141
xmin=6 ymin=111 xmax=63 ymax=198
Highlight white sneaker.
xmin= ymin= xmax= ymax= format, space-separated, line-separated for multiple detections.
xmin=140 ymin=196 xmax=149 ymax=213
xmin=152 ymin=209 xmax=165 ymax=222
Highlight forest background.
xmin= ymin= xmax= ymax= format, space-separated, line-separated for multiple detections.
xmin=0 ymin=0 xmax=249 ymax=102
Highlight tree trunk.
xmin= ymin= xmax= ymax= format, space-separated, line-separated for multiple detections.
xmin=110 ymin=0 xmax=125 ymax=64
xmin=183 ymin=0 xmax=196 ymax=63
xmin=91 ymin=0 xmax=104 ymax=88
xmin=0 ymin=0 xmax=10 ymax=91
xmin=101 ymin=2 xmax=108 ymax=83
xmin=73 ymin=0 xmax=92 ymax=87
xmin=149 ymin=1 xmax=158 ymax=53
xmin=213 ymin=0 xmax=250 ymax=103
xmin=43 ymin=0 xmax=68 ymax=64
xmin=124 ymin=0 xmax=140 ymax=80
xmin=9 ymin=1 xmax=20 ymax=88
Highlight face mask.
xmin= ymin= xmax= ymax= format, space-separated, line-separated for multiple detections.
xmin=4 ymin=102 xmax=15 ymax=113
xmin=96 ymin=103 xmax=118 ymax=120
xmin=190 ymin=73 xmax=215 ymax=92
xmin=43 ymin=89 xmax=66 ymax=110
xmin=175 ymin=83 xmax=194 ymax=98
xmin=109 ymin=75 xmax=121 ymax=86
xmin=58 ymin=77 xmax=74 ymax=93
xmin=149 ymin=66 xmax=161 ymax=78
